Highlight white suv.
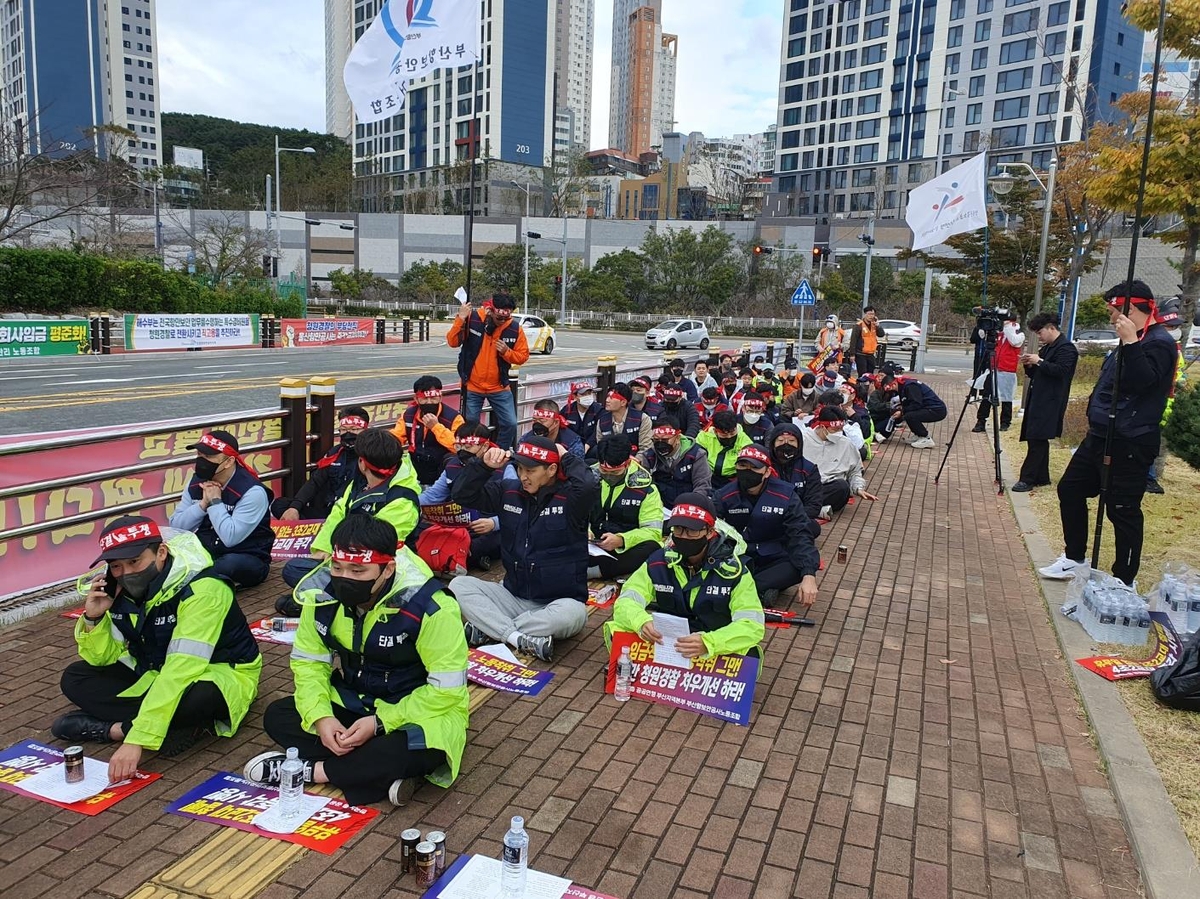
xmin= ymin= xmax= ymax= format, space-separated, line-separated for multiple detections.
xmin=645 ymin=319 xmax=710 ymax=350
xmin=877 ymin=319 xmax=922 ymax=349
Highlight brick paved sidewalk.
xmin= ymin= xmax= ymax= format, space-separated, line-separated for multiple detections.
xmin=0 ymin=375 xmax=1144 ymax=899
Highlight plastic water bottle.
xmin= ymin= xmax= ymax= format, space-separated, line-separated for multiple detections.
xmin=278 ymin=747 xmax=305 ymax=818
xmin=614 ymin=647 xmax=632 ymax=702
xmin=1097 ymin=594 xmax=1117 ymax=644
xmin=501 ymin=815 xmax=529 ymax=898
xmin=1188 ymin=582 xmax=1200 ymax=637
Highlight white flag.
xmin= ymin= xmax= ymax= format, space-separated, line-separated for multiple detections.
xmin=905 ymin=151 xmax=989 ymax=252
xmin=343 ymin=0 xmax=481 ymax=125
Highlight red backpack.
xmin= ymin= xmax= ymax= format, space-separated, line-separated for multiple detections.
xmin=416 ymin=524 xmax=471 ymax=576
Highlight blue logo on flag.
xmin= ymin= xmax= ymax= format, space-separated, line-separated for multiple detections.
xmin=381 ymin=0 xmax=438 ymax=67
xmin=790 ymin=279 xmax=817 ymax=306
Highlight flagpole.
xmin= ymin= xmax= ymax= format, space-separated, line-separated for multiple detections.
xmin=464 ymin=59 xmax=480 ymax=301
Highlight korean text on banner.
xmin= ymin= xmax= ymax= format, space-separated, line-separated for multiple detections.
xmin=604 ymin=632 xmax=759 ymax=726
xmin=124 ymin=314 xmax=260 ymax=351
xmin=343 ymin=0 xmax=481 ymax=124
xmin=0 ymin=740 xmax=160 ymax=815
xmin=270 ymin=519 xmax=323 ymax=561
xmin=0 ymin=320 xmax=90 ymax=359
xmin=467 ymin=649 xmax=554 ymax=696
xmin=905 ymin=150 xmax=989 ymax=252
xmin=279 ymin=319 xmax=375 ymax=348
xmin=1075 ymin=612 xmax=1183 ymax=681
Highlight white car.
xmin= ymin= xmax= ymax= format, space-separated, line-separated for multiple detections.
xmin=645 ymin=319 xmax=711 ymax=350
xmin=1074 ymin=328 xmax=1119 ymax=351
xmin=511 ymin=313 xmax=556 ymax=355
xmin=877 ymin=319 xmax=922 ymax=350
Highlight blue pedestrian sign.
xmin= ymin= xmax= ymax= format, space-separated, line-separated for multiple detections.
xmin=790 ymin=279 xmax=816 ymax=306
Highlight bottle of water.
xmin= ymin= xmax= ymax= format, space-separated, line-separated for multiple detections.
xmin=278 ymin=747 xmax=305 ymax=818
xmin=1097 ymin=594 xmax=1117 ymax=644
xmin=501 ymin=815 xmax=529 ymax=898
xmin=615 ymin=647 xmax=632 ymax=702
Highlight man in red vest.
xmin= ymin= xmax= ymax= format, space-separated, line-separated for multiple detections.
xmin=972 ymin=311 xmax=1025 ymax=433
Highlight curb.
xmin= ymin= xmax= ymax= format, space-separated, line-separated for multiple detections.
xmin=1002 ymin=456 xmax=1200 ymax=899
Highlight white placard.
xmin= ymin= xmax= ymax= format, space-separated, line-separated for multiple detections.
xmin=438 ymin=854 xmax=571 ymax=899
xmin=651 ymin=612 xmax=695 ymax=670
xmin=124 ymin=314 xmax=260 ymax=351
xmin=16 ymin=759 xmax=120 ymax=803
xmin=253 ymin=793 xmax=332 ymax=833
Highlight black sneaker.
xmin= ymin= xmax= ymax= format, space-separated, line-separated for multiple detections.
xmin=1146 ymin=478 xmax=1165 ymax=495
xmin=1010 ymin=481 xmax=1034 ymax=493
xmin=760 ymin=588 xmax=781 ymax=609
xmin=243 ymin=751 xmax=314 ymax=787
xmin=275 ymin=594 xmax=302 ymax=617
xmin=463 ymin=621 xmax=490 ymax=647
xmin=971 ymin=422 xmax=986 ymax=433
xmin=516 ymin=634 xmax=554 ymax=663
xmin=159 ymin=726 xmax=210 ymax=758
xmin=51 ymin=712 xmax=115 ymax=744
xmin=476 ymin=555 xmax=493 ymax=573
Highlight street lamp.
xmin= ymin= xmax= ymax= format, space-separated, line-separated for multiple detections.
xmin=527 ymin=227 xmax=568 ymax=323
xmin=511 ymin=180 xmax=533 ymax=313
xmin=274 ymin=136 xmax=317 ymax=282
xmin=988 ymin=159 xmax=1057 ymax=318
xmin=858 ymin=217 xmax=876 ymax=311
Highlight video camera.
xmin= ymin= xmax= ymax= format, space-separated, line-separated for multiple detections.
xmin=971 ymin=305 xmax=1011 ymax=342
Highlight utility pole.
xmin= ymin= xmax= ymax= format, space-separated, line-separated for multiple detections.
xmin=859 ymin=216 xmax=876 ymax=310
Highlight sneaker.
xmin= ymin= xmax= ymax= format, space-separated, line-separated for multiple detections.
xmin=1010 ymin=481 xmax=1034 ymax=493
xmin=516 ymin=633 xmax=554 ymax=663
xmin=463 ymin=621 xmax=489 ymax=647
xmin=910 ymin=436 xmax=936 ymax=449
xmin=971 ymin=422 xmax=986 ymax=433
xmin=476 ymin=555 xmax=494 ymax=572
xmin=51 ymin=712 xmax=115 ymax=744
xmin=388 ymin=778 xmax=417 ymax=807
xmin=1000 ymin=423 xmax=1011 ymax=432
xmin=760 ymin=588 xmax=781 ymax=609
xmin=159 ymin=726 xmax=209 ymax=758
xmin=243 ymin=751 xmax=314 ymax=787
xmin=1145 ymin=478 xmax=1165 ymax=495
xmin=873 ymin=432 xmax=887 ymax=444
xmin=274 ymin=594 xmax=302 ymax=618
xmin=818 ymin=505 xmax=833 ymax=520
xmin=1038 ymin=554 xmax=1086 ymax=580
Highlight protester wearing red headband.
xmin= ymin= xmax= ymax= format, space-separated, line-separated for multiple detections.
xmin=520 ymin=399 xmax=584 ymax=459
xmin=563 ymin=382 xmax=601 ymax=443
xmin=275 ymin=406 xmax=371 ymax=522
xmin=802 ymin=406 xmax=878 ymax=517
xmin=593 ymin=382 xmax=653 ymax=456
xmin=638 ymin=414 xmax=714 ymax=505
xmin=391 ymin=376 xmax=464 ymax=487
xmin=416 ymin=422 xmax=503 ymax=573
xmin=170 ymin=429 xmax=275 ymax=588
xmin=245 ymin=514 xmax=469 ymax=808
xmin=449 ymin=292 xmax=530 ymax=449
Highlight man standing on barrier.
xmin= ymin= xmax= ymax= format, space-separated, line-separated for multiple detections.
xmin=1040 ymin=282 xmax=1178 ymax=586
xmin=448 ymin=292 xmax=529 ymax=450
xmin=1012 ymin=313 xmax=1078 ymax=492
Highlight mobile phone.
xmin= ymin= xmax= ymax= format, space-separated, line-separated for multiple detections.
xmin=104 ymin=569 xmax=119 ymax=598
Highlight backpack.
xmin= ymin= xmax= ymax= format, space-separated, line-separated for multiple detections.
xmin=415 ymin=524 xmax=471 ymax=576
xmin=1151 ymin=632 xmax=1200 ymax=713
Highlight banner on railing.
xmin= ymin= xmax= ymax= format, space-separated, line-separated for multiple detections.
xmin=0 ymin=320 xmax=90 ymax=359
xmin=123 ymin=314 xmax=260 ymax=351
xmin=279 ymin=319 xmax=375 ymax=348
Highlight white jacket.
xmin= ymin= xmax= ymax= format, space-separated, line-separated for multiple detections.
xmin=801 ymin=427 xmax=866 ymax=494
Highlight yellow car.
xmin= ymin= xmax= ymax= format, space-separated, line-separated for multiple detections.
xmin=512 ymin=313 xmax=556 ymax=355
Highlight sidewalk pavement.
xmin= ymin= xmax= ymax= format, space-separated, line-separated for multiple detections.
xmin=0 ymin=375 xmax=1146 ymax=899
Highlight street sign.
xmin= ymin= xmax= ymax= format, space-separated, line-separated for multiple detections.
xmin=790 ymin=279 xmax=816 ymax=306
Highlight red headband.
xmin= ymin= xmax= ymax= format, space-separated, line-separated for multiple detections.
xmin=816 ymin=417 xmax=845 ymax=431
xmin=652 ymin=424 xmax=681 ymax=438
xmin=1107 ymin=295 xmax=1155 ymax=309
xmin=361 ymin=459 xmax=398 ymax=478
xmin=663 ymin=387 xmax=685 ymax=399
xmin=415 ymin=389 xmax=442 ymax=400
xmin=456 ymin=435 xmax=491 ymax=447
xmin=742 ymin=398 xmax=765 ymax=409
xmin=672 ymin=503 xmax=716 ymax=528
xmin=99 ymin=520 xmax=161 ymax=552
xmin=515 ymin=442 xmax=560 ymax=465
xmin=332 ymin=546 xmax=394 ymax=565
xmin=532 ymin=409 xmax=568 ymax=427
xmin=339 ymin=416 xmax=368 ymax=430
xmin=197 ymin=433 xmax=238 ymax=458
xmin=571 ymin=381 xmax=594 ymax=394
xmin=737 ymin=446 xmax=772 ymax=467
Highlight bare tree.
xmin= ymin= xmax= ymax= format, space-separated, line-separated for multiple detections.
xmin=168 ymin=210 xmax=270 ymax=283
xmin=546 ymin=146 xmax=593 ymax=217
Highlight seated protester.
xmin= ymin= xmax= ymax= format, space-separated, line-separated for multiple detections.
xmin=419 ymin=423 xmax=501 ymax=571
xmin=169 ymin=430 xmax=273 ymax=588
xmin=866 ymin=374 xmax=898 ymax=441
xmin=667 ymin=359 xmax=700 ymax=403
xmin=716 ymin=354 xmax=737 ymax=382
xmin=562 ymin=382 xmax=600 ymax=442
xmin=522 ymin=399 xmax=585 ymax=458
xmin=729 ymin=369 xmax=758 ymax=413
xmin=273 ymin=407 xmax=369 ymax=521
xmin=801 ymin=407 xmax=878 ymax=516
xmin=883 ymin=374 xmax=948 ymax=449
xmin=54 ymin=517 xmax=261 ymax=780
xmin=588 ymin=434 xmax=665 ymax=579
xmin=244 ymin=515 xmax=468 ymax=808
xmin=696 ymin=409 xmax=753 ymax=490
xmin=766 ymin=423 xmax=824 ymax=532
xmin=737 ymin=394 xmax=773 ymax=445
xmin=715 ymin=446 xmax=820 ymax=609
xmin=690 ymin=359 xmax=719 ymax=394
xmin=720 ymin=374 xmax=739 ymax=403
xmin=848 ymin=382 xmax=876 ymax=460
xmin=757 ymin=363 xmax=783 ymax=405
xmin=629 ymin=376 xmax=664 ymax=421
xmin=638 ymin=415 xmax=713 ymax=505
xmin=816 ymin=360 xmax=845 ymax=391
xmin=278 ymin=428 xmax=422 ymax=611
xmin=593 ymin=382 xmax=652 ymax=455
xmin=756 ymin=382 xmax=782 ymax=424
xmin=391 ymin=376 xmax=464 ymax=487
xmin=451 ymin=436 xmax=599 ymax=662
xmin=818 ymin=390 xmax=865 ymax=453
xmin=604 ymin=494 xmax=765 ymax=659
xmin=660 ymin=384 xmax=701 ymax=437
xmin=780 ymin=359 xmax=803 ymax=398
xmin=695 ymin=386 xmax=730 ymax=429
xmin=782 ymin=372 xmax=819 ymax=419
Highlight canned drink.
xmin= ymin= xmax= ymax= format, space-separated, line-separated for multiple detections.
xmin=837 ymin=545 xmax=848 ymax=564
xmin=270 ymin=617 xmax=300 ymax=633
xmin=64 ymin=746 xmax=84 ymax=784
xmin=426 ymin=831 xmax=446 ymax=875
xmin=400 ymin=829 xmax=421 ymax=874
xmin=414 ymin=841 xmax=437 ymax=888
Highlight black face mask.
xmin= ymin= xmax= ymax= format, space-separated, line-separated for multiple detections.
xmin=673 ymin=535 xmax=709 ymax=558
xmin=774 ymin=445 xmax=798 ymax=463
xmin=736 ymin=469 xmax=765 ymax=491
xmin=194 ymin=457 xmax=220 ymax=481
xmin=531 ymin=423 xmax=550 ymax=438
xmin=329 ymin=575 xmax=377 ymax=611
xmin=418 ymin=403 xmax=440 ymax=415
xmin=717 ymin=435 xmax=737 ymax=449
xmin=457 ymin=449 xmax=476 ymax=463
xmin=664 ymin=401 xmax=680 ymax=411
xmin=117 ymin=562 xmax=160 ymax=601
xmin=653 ymin=440 xmax=675 ymax=457
xmin=340 ymin=433 xmax=358 ymax=448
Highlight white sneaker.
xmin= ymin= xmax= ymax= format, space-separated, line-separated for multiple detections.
xmin=910 ymin=436 xmax=935 ymax=449
xmin=1039 ymin=554 xmax=1085 ymax=580
xmin=818 ymin=505 xmax=832 ymax=520
xmin=873 ymin=432 xmax=886 ymax=444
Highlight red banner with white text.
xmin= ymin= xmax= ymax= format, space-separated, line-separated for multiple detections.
xmin=279 ymin=319 xmax=375 ymax=347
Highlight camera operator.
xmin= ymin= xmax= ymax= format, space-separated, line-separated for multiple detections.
xmin=972 ymin=309 xmax=1024 ymax=434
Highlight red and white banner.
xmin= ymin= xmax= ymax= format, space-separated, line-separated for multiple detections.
xmin=279 ymin=319 xmax=375 ymax=347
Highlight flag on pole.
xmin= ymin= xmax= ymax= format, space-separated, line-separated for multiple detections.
xmin=343 ymin=0 xmax=481 ymax=125
xmin=905 ymin=151 xmax=989 ymax=251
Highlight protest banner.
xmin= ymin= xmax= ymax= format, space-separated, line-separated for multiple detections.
xmin=424 ymin=854 xmax=622 ymax=899
xmin=166 ymin=772 xmax=378 ymax=854
xmin=0 ymin=740 xmax=159 ymax=815
xmin=420 ymin=503 xmax=479 ymax=527
xmin=1075 ymin=612 xmax=1183 ymax=681
xmin=124 ymin=314 xmax=260 ymax=351
xmin=604 ymin=632 xmax=758 ymax=726
xmin=279 ymin=319 xmax=375 ymax=348
xmin=1 ymin=418 xmax=282 ymax=600
xmin=0 ymin=320 xmax=90 ymax=359
xmin=270 ymin=519 xmax=323 ymax=561
xmin=467 ymin=649 xmax=554 ymax=697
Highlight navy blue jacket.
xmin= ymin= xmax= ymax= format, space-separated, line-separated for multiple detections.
xmin=1086 ymin=323 xmax=1178 ymax=441
xmin=715 ymin=476 xmax=820 ymax=577
xmin=186 ymin=465 xmax=275 ymax=561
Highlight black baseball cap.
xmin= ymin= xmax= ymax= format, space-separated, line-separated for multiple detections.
xmin=92 ymin=515 xmax=163 ymax=566
xmin=512 ymin=435 xmax=562 ymax=468
xmin=185 ymin=429 xmax=240 ymax=457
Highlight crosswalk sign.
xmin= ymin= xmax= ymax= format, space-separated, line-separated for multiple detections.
xmin=790 ymin=279 xmax=816 ymax=306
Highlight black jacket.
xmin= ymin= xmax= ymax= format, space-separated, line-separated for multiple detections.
xmin=766 ymin=423 xmax=823 ymax=532
xmin=715 ymin=476 xmax=820 ymax=577
xmin=289 ymin=443 xmax=358 ymax=516
xmin=1020 ymin=334 xmax=1079 ymax=441
xmin=1086 ymin=324 xmax=1178 ymax=441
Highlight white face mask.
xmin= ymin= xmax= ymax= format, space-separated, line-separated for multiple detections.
xmin=703 ymin=402 xmax=717 ymax=410
xmin=578 ymin=393 xmax=595 ymax=405
xmin=801 ymin=387 xmax=815 ymax=397
xmin=743 ymin=412 xmax=762 ymax=424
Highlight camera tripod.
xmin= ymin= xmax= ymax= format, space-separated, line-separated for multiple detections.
xmin=934 ymin=336 xmax=1004 ymax=494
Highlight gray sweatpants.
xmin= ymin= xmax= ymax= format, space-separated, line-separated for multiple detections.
xmin=449 ymin=577 xmax=588 ymax=641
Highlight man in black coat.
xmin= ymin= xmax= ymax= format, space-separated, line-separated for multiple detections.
xmin=1012 ymin=313 xmax=1078 ymax=492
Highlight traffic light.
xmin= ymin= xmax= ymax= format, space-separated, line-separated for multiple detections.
xmin=555 ymin=275 xmax=563 ymax=287
xmin=812 ymin=246 xmax=821 ymax=263
xmin=752 ymin=245 xmax=774 ymax=256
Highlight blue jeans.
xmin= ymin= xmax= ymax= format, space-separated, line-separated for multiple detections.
xmin=282 ymin=557 xmax=321 ymax=588
xmin=464 ymin=389 xmax=518 ymax=450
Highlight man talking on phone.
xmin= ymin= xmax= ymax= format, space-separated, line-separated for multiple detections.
xmin=52 ymin=516 xmax=262 ymax=783
xmin=447 ymin=292 xmax=530 ymax=450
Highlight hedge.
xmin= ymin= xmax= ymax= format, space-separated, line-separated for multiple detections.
xmin=1165 ymin=383 xmax=1200 ymax=470
xmin=0 ymin=248 xmax=304 ymax=318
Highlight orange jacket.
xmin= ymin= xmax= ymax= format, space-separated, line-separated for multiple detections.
xmin=447 ymin=311 xmax=531 ymax=394
xmin=390 ymin=404 xmax=464 ymax=453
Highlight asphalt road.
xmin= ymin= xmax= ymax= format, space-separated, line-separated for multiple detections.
xmin=0 ymin=331 xmax=974 ymax=437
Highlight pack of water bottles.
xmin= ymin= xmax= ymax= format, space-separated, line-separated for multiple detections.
xmin=1149 ymin=563 xmax=1200 ymax=640
xmin=1066 ymin=569 xmax=1151 ymax=647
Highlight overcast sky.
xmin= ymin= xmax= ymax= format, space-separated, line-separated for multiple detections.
xmin=157 ymin=0 xmax=781 ymax=140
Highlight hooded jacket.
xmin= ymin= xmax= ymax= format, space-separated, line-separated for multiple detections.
xmin=766 ymin=423 xmax=823 ymax=528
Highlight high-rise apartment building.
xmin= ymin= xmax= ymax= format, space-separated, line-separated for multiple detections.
xmin=608 ymin=0 xmax=676 ymax=157
xmin=771 ymin=0 xmax=1141 ymax=219
xmin=1 ymin=0 xmax=162 ymax=169
xmin=335 ymin=0 xmax=557 ymax=212
xmin=554 ymin=0 xmax=594 ymax=152
xmin=325 ymin=0 xmax=355 ymax=141
xmin=1142 ymin=32 xmax=1199 ymax=104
